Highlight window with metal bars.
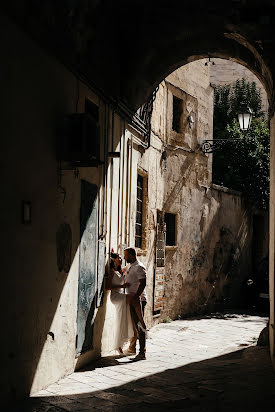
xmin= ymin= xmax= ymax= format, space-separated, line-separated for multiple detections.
xmin=135 ymin=174 xmax=144 ymax=248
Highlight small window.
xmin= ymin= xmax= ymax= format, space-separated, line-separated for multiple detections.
xmin=165 ymin=213 xmax=176 ymax=246
xmin=172 ymin=96 xmax=183 ymax=132
xmin=135 ymin=174 xmax=144 ymax=249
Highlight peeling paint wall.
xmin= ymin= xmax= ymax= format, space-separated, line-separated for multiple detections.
xmin=132 ymin=61 xmax=268 ymax=324
xmin=134 ymin=61 xmax=215 ymax=324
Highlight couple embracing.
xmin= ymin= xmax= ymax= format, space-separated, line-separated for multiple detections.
xmin=106 ymin=247 xmax=147 ymax=361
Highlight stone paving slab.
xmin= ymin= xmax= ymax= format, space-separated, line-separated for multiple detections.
xmin=10 ymin=312 xmax=275 ymax=411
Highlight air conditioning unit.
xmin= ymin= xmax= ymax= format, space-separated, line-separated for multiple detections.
xmin=58 ymin=113 xmax=102 ymax=166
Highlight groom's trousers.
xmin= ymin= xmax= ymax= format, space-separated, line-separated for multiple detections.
xmin=129 ymin=302 xmax=146 ymax=354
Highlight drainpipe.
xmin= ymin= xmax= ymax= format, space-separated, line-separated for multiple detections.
xmin=118 ymin=120 xmax=126 ymax=253
xmin=108 ymin=109 xmax=114 ymax=256
xmin=117 ymin=118 xmax=122 ymax=251
xmin=108 ymin=159 xmax=114 ymax=254
xmin=147 ymin=127 xmax=151 ymax=150
xmin=165 ymin=83 xmax=169 ymax=146
xmin=99 ymin=102 xmax=107 ymax=240
xmin=127 ymin=136 xmax=133 ymax=246
xmin=101 ymin=104 xmax=109 ymax=241
xmin=125 ymin=139 xmax=130 ymax=246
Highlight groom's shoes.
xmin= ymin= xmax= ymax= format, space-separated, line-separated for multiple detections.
xmin=133 ymin=352 xmax=146 ymax=361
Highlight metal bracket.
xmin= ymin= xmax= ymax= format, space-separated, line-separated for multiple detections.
xmin=201 ymin=139 xmax=240 ymax=154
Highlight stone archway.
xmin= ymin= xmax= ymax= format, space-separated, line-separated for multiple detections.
xmin=4 ymin=1 xmax=275 ymax=112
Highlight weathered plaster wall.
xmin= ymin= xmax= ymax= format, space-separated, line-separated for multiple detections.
xmin=0 ymin=14 xmax=83 ymax=398
xmin=134 ymin=61 xmax=215 ymax=325
xmin=131 ymin=61 xmax=261 ymax=324
xmin=0 ymin=14 xmax=124 ymax=398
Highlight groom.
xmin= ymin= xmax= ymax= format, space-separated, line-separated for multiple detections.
xmin=124 ymin=247 xmax=147 ymax=360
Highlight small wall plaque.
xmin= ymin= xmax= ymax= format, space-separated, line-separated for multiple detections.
xmin=22 ymin=201 xmax=31 ymax=224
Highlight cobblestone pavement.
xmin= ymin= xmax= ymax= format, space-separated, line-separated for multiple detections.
xmin=13 ymin=313 xmax=275 ymax=411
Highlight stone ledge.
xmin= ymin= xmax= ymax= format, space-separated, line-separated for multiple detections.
xmin=211 ymin=183 xmax=242 ymax=197
xmin=165 ymin=246 xmax=178 ymax=251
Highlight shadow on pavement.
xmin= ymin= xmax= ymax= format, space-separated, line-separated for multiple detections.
xmin=182 ymin=311 xmax=269 ymax=322
xmin=10 ymin=346 xmax=275 ymax=412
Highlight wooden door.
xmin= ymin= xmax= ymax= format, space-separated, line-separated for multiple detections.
xmin=76 ymin=180 xmax=98 ymax=355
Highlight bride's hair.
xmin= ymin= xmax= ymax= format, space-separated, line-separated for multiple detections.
xmin=110 ymin=252 xmax=122 ymax=273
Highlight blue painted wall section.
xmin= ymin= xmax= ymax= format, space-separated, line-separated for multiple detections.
xmin=76 ymin=180 xmax=98 ymax=355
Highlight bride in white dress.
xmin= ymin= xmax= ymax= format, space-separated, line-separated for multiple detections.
xmin=101 ymin=253 xmax=133 ymax=355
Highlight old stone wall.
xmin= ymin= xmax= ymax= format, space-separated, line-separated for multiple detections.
xmin=133 ymin=61 xmax=265 ymax=324
xmin=134 ymin=61 xmax=214 ymax=325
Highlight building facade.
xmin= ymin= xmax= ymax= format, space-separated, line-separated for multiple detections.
xmin=129 ymin=61 xmax=267 ymax=327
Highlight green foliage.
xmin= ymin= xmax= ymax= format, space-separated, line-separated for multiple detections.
xmin=213 ymin=79 xmax=269 ymax=209
xmin=163 ymin=316 xmax=172 ymax=323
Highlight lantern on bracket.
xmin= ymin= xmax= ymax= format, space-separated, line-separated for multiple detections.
xmin=237 ymin=104 xmax=253 ymax=131
xmin=200 ymin=103 xmax=253 ymax=154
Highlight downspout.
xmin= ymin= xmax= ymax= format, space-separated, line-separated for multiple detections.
xmin=108 ymin=159 xmax=114 ymax=254
xmin=118 ymin=120 xmax=126 ymax=253
xmin=127 ymin=136 xmax=133 ymax=246
xmin=108 ymin=109 xmax=114 ymax=255
xmin=125 ymin=139 xmax=130 ymax=246
xmin=120 ymin=120 xmax=126 ymax=250
xmin=99 ymin=102 xmax=107 ymax=240
xmin=117 ymin=118 xmax=122 ymax=251
xmin=165 ymin=83 xmax=169 ymax=146
xmin=147 ymin=126 xmax=151 ymax=150
xmin=102 ymin=104 xmax=109 ymax=240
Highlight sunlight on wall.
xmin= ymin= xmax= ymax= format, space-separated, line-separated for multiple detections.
xmin=30 ymin=247 xmax=80 ymax=394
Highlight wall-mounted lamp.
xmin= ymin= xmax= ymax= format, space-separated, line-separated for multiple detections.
xmin=200 ymin=105 xmax=253 ymax=154
xmin=238 ymin=104 xmax=253 ymax=131
xmin=22 ymin=201 xmax=31 ymax=224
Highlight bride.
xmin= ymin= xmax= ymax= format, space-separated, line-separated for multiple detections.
xmin=102 ymin=252 xmax=133 ymax=354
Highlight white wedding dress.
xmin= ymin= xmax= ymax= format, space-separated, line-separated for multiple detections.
xmin=101 ymin=270 xmax=133 ymax=355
